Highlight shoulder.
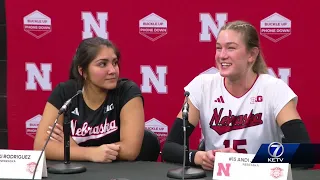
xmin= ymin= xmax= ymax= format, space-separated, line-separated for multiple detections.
xmin=57 ymin=79 xmax=79 ymax=89
xmin=54 ymin=79 xmax=80 ymax=97
xmin=48 ymin=79 xmax=81 ymax=109
xmin=188 ymin=73 xmax=222 ymax=86
xmin=257 ymin=74 xmax=297 ymax=118
xmin=194 ymin=73 xmax=223 ymax=92
xmin=184 ymin=73 xmax=222 ymax=109
xmin=114 ymin=78 xmax=143 ymax=107
xmin=257 ymin=74 xmax=290 ymax=89
xmin=116 ymin=78 xmax=140 ymax=93
xmin=257 ymin=73 xmax=297 ymax=102
xmin=185 ymin=72 xmax=223 ymax=94
xmin=202 ymin=73 xmax=222 ymax=84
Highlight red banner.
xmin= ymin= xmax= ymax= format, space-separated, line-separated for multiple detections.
xmin=5 ymin=0 xmax=319 ymax=168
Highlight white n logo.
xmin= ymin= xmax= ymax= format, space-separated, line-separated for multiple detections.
xmin=199 ymin=13 xmax=228 ymax=42
xmin=82 ymin=12 xmax=108 ymax=39
xmin=141 ymin=66 xmax=168 ymax=94
xmin=268 ymin=68 xmax=291 ymax=85
xmin=26 ymin=63 xmax=52 ymax=91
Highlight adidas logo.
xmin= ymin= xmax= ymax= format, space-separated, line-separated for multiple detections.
xmin=214 ymin=96 xmax=225 ymax=103
xmin=71 ymin=108 xmax=79 ymax=116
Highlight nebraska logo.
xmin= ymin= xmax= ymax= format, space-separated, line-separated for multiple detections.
xmin=26 ymin=63 xmax=52 ymax=91
xmin=199 ymin=13 xmax=228 ymax=42
xmin=141 ymin=65 xmax=168 ymax=94
xmin=82 ymin=12 xmax=108 ymax=39
xmin=209 ymin=108 xmax=263 ymax=135
xmin=71 ymin=118 xmax=118 ymax=144
xmin=217 ymin=163 xmax=231 ymax=176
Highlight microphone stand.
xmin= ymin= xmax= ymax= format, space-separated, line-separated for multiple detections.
xmin=167 ymin=92 xmax=206 ymax=179
xmin=47 ymin=95 xmax=86 ymax=174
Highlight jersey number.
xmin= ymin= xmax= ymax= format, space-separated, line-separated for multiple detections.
xmin=223 ymin=139 xmax=247 ymax=153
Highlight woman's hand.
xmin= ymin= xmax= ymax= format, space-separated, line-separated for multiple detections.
xmin=47 ymin=123 xmax=64 ymax=143
xmin=87 ymin=144 xmax=121 ymax=163
xmin=195 ymin=151 xmax=214 ymax=170
xmin=195 ymin=148 xmax=237 ymax=170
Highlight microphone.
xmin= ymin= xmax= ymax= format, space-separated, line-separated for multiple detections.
xmin=167 ymin=91 xmax=206 ymax=179
xmin=32 ymin=90 xmax=86 ymax=179
xmin=182 ymin=91 xmax=190 ymax=119
xmin=184 ymin=91 xmax=190 ymax=97
xmin=47 ymin=89 xmax=86 ymax=175
xmin=58 ymin=90 xmax=82 ymax=115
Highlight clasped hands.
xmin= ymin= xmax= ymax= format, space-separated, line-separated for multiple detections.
xmin=47 ymin=123 xmax=120 ymax=163
xmin=195 ymin=148 xmax=237 ymax=170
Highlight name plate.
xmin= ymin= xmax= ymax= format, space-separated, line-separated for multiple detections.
xmin=212 ymin=152 xmax=292 ymax=180
xmin=0 ymin=149 xmax=47 ymax=179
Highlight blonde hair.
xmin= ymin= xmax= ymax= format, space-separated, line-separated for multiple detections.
xmin=219 ymin=20 xmax=268 ymax=74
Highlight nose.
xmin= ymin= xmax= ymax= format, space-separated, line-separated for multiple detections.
xmin=219 ymin=48 xmax=229 ymax=60
xmin=107 ymin=63 xmax=116 ymax=75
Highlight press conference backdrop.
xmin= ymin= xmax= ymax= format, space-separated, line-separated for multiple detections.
xmin=5 ymin=0 xmax=320 ymax=168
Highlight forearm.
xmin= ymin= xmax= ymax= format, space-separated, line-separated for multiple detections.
xmin=114 ymin=141 xmax=140 ymax=161
xmin=162 ymin=118 xmax=198 ymax=166
xmin=280 ymin=119 xmax=314 ymax=169
xmin=281 ymin=119 xmax=310 ymax=143
xmin=162 ymin=139 xmax=205 ymax=166
xmin=34 ymin=140 xmax=91 ymax=161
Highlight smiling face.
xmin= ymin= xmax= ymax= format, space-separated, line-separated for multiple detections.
xmin=81 ymin=45 xmax=120 ymax=90
xmin=215 ymin=29 xmax=256 ymax=79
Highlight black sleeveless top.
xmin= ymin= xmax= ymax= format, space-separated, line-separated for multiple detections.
xmin=47 ymin=78 xmax=143 ymax=147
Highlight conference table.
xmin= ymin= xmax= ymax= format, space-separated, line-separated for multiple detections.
xmin=43 ymin=161 xmax=320 ymax=180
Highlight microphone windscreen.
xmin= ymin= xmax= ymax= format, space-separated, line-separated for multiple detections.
xmin=184 ymin=91 xmax=190 ymax=97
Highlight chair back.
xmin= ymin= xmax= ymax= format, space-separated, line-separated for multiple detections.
xmin=135 ymin=129 xmax=161 ymax=161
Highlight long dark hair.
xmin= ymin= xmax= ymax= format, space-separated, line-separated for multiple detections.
xmin=69 ymin=37 xmax=121 ymax=86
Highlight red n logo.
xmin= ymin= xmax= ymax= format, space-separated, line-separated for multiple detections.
xmin=217 ymin=163 xmax=231 ymax=176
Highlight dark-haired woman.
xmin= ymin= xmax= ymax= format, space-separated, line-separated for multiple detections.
xmin=34 ymin=37 xmax=145 ymax=162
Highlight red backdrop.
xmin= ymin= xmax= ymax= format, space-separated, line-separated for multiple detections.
xmin=5 ymin=0 xmax=319 ymax=168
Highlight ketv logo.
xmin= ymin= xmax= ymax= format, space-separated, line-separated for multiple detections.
xmin=253 ymin=142 xmax=320 ymax=164
xmin=267 ymin=142 xmax=284 ymax=163
xmin=251 ymin=142 xmax=299 ymax=163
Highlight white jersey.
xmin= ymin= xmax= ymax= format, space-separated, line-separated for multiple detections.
xmin=184 ymin=73 xmax=297 ymax=154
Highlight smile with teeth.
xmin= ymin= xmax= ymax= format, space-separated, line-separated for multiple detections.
xmin=221 ymin=63 xmax=232 ymax=67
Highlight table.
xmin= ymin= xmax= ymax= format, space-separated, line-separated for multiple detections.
xmin=42 ymin=161 xmax=320 ymax=180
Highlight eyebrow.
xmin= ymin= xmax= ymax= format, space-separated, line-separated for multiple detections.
xmin=95 ymin=57 xmax=118 ymax=62
xmin=216 ymin=42 xmax=239 ymax=46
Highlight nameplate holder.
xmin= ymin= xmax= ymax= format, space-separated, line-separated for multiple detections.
xmin=0 ymin=149 xmax=48 ymax=179
xmin=212 ymin=152 xmax=292 ymax=180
